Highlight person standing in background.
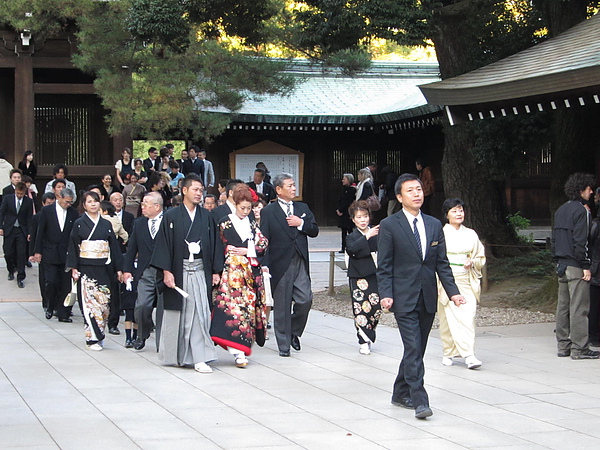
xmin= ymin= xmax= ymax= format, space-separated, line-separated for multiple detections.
xmin=415 ymin=159 xmax=434 ymax=216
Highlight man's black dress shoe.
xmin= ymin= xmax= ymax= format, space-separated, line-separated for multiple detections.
xmin=125 ymin=339 xmax=134 ymax=349
xmin=58 ymin=318 xmax=73 ymax=323
xmin=108 ymin=327 xmax=121 ymax=335
xmin=279 ymin=350 xmax=290 ymax=357
xmin=17 ymin=280 xmax=25 ymax=288
xmin=391 ymin=397 xmax=414 ymax=409
xmin=8 ymin=273 xmax=14 ymax=281
xmin=415 ymin=405 xmax=433 ymax=419
xmin=45 ymin=310 xmax=53 ymax=320
xmin=291 ymin=335 xmax=301 ymax=351
xmin=557 ymin=350 xmax=571 ymax=357
xmin=133 ymin=338 xmax=146 ymax=350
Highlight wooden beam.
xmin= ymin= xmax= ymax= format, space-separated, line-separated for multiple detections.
xmin=33 ymin=83 xmax=96 ymax=95
xmin=14 ymin=56 xmax=35 ymax=156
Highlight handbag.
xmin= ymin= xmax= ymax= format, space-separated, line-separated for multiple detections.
xmin=366 ymin=194 xmax=381 ymax=211
xmin=64 ymin=279 xmax=78 ymax=307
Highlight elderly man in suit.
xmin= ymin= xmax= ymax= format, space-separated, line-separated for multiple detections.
xmin=123 ymin=192 xmax=164 ymax=350
xmin=33 ymin=188 xmax=78 ymax=321
xmin=0 ymin=182 xmax=34 ymax=288
xmin=378 ymin=173 xmax=465 ymax=420
xmin=260 ymin=173 xmax=319 ymax=357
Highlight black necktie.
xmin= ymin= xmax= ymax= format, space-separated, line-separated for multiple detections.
xmin=413 ymin=217 xmax=422 ymax=259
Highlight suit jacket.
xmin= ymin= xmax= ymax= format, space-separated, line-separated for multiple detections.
xmin=143 ymin=157 xmax=160 ymax=173
xmin=117 ymin=210 xmax=135 ymax=253
xmin=2 ymin=184 xmax=15 ymax=197
xmin=0 ymin=194 xmax=33 ymax=236
xmin=33 ymin=203 xmax=79 ymax=265
xmin=260 ymin=200 xmax=319 ymax=290
xmin=182 ymin=158 xmax=204 ymax=179
xmin=124 ymin=216 xmax=158 ymax=281
xmin=248 ymin=181 xmax=276 ymax=203
xmin=201 ymin=159 xmax=215 ymax=187
xmin=377 ymin=211 xmax=459 ymax=314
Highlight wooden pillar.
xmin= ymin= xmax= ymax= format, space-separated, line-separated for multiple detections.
xmin=14 ymin=55 xmax=35 ymax=159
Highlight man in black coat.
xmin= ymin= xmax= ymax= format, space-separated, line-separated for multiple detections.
xmin=248 ymin=168 xmax=276 ymax=203
xmin=377 ymin=173 xmax=464 ymax=419
xmin=181 ymin=145 xmax=205 ymax=184
xmin=33 ymin=188 xmax=78 ymax=320
xmin=142 ymin=147 xmax=161 ymax=174
xmin=106 ymin=191 xmax=136 ymax=335
xmin=123 ymin=192 xmax=164 ymax=350
xmin=0 ymin=182 xmax=34 ymax=288
xmin=260 ymin=173 xmax=319 ymax=357
xmin=29 ymin=192 xmax=56 ymax=311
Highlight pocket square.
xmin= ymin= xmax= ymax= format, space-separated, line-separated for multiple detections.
xmin=430 ymin=241 xmax=438 ymax=246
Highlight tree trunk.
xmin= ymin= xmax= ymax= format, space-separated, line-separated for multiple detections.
xmin=534 ymin=1 xmax=597 ymax=215
xmin=429 ymin=1 xmax=519 ymax=254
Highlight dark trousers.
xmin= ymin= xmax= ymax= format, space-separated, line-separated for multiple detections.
xmin=43 ymin=262 xmax=71 ymax=320
xmin=272 ymin=251 xmax=313 ymax=352
xmin=108 ymin=277 xmax=122 ymax=329
xmin=3 ymin=227 xmax=27 ymax=281
xmin=392 ymin=292 xmax=435 ymax=407
xmin=340 ymin=226 xmax=353 ymax=252
xmin=39 ymin=262 xmax=47 ymax=310
xmin=590 ymin=285 xmax=600 ymax=345
xmin=134 ymin=267 xmax=161 ymax=341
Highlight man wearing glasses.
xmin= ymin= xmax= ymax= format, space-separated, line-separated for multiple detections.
xmin=33 ymin=188 xmax=79 ymax=322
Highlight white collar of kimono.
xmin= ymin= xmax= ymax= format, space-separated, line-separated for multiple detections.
xmin=229 ymin=213 xmax=252 ymax=241
xmin=183 ymin=203 xmax=197 ymax=222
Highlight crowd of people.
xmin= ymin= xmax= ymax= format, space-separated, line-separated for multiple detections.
xmin=4 ymin=146 xmax=599 ymax=421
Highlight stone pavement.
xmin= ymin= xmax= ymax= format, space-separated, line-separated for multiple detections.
xmin=3 ymin=228 xmax=600 ymax=449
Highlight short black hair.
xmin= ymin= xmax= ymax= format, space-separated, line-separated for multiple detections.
xmin=52 ymin=163 xmax=68 ymax=177
xmin=52 ymin=178 xmax=67 ymax=189
xmin=441 ymin=198 xmax=466 ymax=223
xmin=41 ymin=192 xmax=56 ymax=204
xmin=226 ymin=179 xmax=244 ymax=197
xmin=254 ymin=168 xmax=266 ymax=177
xmin=182 ymin=173 xmax=203 ymax=189
xmin=100 ymin=201 xmax=116 ymax=216
xmin=394 ymin=173 xmax=422 ymax=195
xmin=564 ymin=173 xmax=596 ymax=201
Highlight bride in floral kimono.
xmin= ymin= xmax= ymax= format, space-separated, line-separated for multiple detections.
xmin=210 ymin=184 xmax=268 ymax=367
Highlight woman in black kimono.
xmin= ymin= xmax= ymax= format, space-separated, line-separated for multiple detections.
xmin=211 ymin=185 xmax=268 ymax=367
xmin=346 ymin=200 xmax=381 ymax=355
xmin=66 ymin=191 xmax=123 ymax=351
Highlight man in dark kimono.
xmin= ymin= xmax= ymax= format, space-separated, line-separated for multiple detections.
xmin=151 ymin=173 xmax=224 ymax=373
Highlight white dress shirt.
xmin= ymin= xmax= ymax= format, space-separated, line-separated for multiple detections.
xmin=402 ymin=208 xmax=426 ymax=260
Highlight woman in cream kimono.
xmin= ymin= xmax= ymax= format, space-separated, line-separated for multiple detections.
xmin=437 ymin=198 xmax=486 ymax=369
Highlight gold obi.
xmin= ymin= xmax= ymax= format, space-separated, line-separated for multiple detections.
xmin=79 ymin=240 xmax=110 ymax=259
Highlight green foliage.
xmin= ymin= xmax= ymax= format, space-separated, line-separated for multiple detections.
xmin=507 ymin=211 xmax=531 ymax=232
xmin=488 ymin=250 xmax=554 ymax=281
xmin=133 ymin=140 xmax=186 ymax=159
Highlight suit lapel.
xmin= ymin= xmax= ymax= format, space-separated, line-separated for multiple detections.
xmin=273 ymin=202 xmax=296 ymax=238
xmin=397 ymin=212 xmax=422 ymax=257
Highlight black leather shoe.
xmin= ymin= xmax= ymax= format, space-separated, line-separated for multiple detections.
xmin=133 ymin=338 xmax=146 ymax=350
xmin=17 ymin=280 xmax=25 ymax=288
xmin=557 ymin=350 xmax=571 ymax=357
xmin=279 ymin=350 xmax=290 ymax=357
xmin=415 ymin=405 xmax=433 ymax=419
xmin=45 ymin=310 xmax=53 ymax=320
xmin=8 ymin=273 xmax=14 ymax=281
xmin=108 ymin=327 xmax=121 ymax=335
xmin=125 ymin=339 xmax=134 ymax=348
xmin=58 ymin=318 xmax=73 ymax=323
xmin=391 ymin=397 xmax=414 ymax=409
xmin=291 ymin=335 xmax=301 ymax=351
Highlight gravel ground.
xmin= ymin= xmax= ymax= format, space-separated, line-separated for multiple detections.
xmin=312 ymin=286 xmax=555 ymax=329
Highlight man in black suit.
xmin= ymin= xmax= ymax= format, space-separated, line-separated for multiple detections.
xmin=1 ymin=182 xmax=34 ymax=288
xmin=248 ymin=168 xmax=276 ymax=203
xmin=378 ymin=173 xmax=465 ymax=420
xmin=211 ymin=178 xmax=245 ymax=223
xmin=105 ymin=191 xmax=135 ymax=335
xmin=143 ymin=147 xmax=160 ymax=174
xmin=33 ymin=188 xmax=78 ymax=320
xmin=29 ymin=192 xmax=56 ymax=311
xmin=123 ymin=192 xmax=164 ymax=350
xmin=260 ymin=173 xmax=319 ymax=357
xmin=181 ymin=145 xmax=205 ymax=183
